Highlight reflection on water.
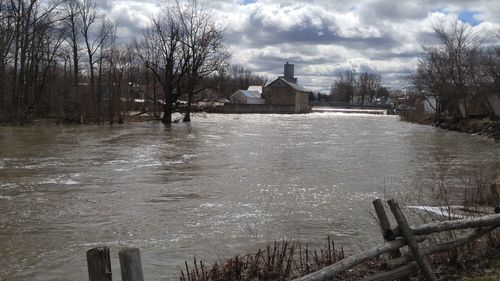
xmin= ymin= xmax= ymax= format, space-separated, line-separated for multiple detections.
xmin=0 ymin=113 xmax=499 ymax=280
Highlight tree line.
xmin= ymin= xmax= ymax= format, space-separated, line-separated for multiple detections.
xmin=329 ymin=69 xmax=390 ymax=106
xmin=411 ymin=20 xmax=500 ymax=121
xmin=0 ymin=0 xmax=265 ymax=124
xmin=329 ymin=20 xmax=500 ymax=120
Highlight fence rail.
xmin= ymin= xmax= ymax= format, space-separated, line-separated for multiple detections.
xmin=86 ymin=197 xmax=500 ymax=281
xmin=293 ymin=199 xmax=500 ymax=281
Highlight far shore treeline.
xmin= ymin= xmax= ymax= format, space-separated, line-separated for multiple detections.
xmin=0 ymin=0 xmax=264 ymax=124
xmin=0 ymin=0 xmax=499 ymax=125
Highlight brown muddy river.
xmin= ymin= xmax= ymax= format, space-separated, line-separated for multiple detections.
xmin=0 ymin=113 xmax=499 ymax=280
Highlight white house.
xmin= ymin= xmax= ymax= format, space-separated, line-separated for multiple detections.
xmin=230 ymin=89 xmax=265 ymax=104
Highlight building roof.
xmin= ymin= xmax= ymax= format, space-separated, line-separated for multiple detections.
xmin=231 ymin=89 xmax=262 ymax=99
xmin=265 ymin=77 xmax=311 ymax=93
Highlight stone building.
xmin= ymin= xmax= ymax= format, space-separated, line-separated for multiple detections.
xmin=262 ymin=62 xmax=310 ymax=113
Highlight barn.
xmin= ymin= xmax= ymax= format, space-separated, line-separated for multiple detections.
xmin=262 ymin=62 xmax=310 ymax=113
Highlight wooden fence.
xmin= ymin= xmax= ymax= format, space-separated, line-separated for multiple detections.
xmin=292 ymin=198 xmax=500 ymax=281
xmin=86 ymin=198 xmax=500 ymax=281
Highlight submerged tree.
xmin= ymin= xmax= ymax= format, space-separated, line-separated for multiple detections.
xmin=139 ymin=0 xmax=229 ymax=124
xmin=139 ymin=5 xmax=182 ymax=124
xmin=178 ymin=0 xmax=230 ymax=122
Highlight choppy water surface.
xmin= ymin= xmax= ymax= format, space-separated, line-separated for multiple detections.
xmin=1 ymin=113 xmax=499 ymax=281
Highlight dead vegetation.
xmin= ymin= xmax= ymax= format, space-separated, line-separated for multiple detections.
xmin=179 ymin=237 xmax=345 ymax=281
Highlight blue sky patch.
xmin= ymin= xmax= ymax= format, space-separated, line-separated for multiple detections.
xmin=242 ymin=0 xmax=256 ymax=5
xmin=458 ymin=10 xmax=481 ymax=26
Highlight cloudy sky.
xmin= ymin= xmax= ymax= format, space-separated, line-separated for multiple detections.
xmin=98 ymin=0 xmax=500 ymax=92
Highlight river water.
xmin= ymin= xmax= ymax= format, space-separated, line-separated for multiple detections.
xmin=0 ymin=113 xmax=499 ymax=281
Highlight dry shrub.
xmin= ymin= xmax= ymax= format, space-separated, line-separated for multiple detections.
xmin=179 ymin=236 xmax=344 ymax=281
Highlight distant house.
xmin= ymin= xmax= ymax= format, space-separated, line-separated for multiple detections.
xmin=230 ymin=89 xmax=265 ymax=104
xmin=262 ymin=62 xmax=310 ymax=113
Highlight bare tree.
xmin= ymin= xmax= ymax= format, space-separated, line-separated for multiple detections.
xmin=139 ymin=5 xmax=183 ymax=124
xmin=0 ymin=0 xmax=16 ymax=109
xmin=330 ymin=69 xmax=356 ymax=104
xmin=79 ymin=0 xmax=112 ymax=120
xmin=411 ymin=20 xmax=486 ymax=120
xmin=63 ymin=0 xmax=82 ymax=85
xmin=139 ymin=0 xmax=229 ymax=123
xmin=225 ymin=65 xmax=265 ymax=93
xmin=63 ymin=0 xmax=81 ymax=83
xmin=4 ymin=0 xmax=65 ymax=119
xmin=178 ymin=0 xmax=230 ymax=122
xmin=106 ymin=43 xmax=133 ymax=123
xmin=357 ymin=72 xmax=381 ymax=106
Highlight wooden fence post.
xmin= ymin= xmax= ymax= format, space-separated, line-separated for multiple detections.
xmin=87 ymin=247 xmax=112 ymax=281
xmin=373 ymin=199 xmax=409 ymax=281
xmin=387 ymin=200 xmax=437 ymax=281
xmin=490 ymin=183 xmax=500 ymax=208
xmin=373 ymin=199 xmax=402 ymax=259
xmin=119 ymin=247 xmax=144 ymax=281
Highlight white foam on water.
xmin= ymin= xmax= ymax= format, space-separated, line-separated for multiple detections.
xmin=113 ymin=168 xmax=131 ymax=172
xmin=0 ymin=183 xmax=18 ymax=189
xmin=233 ymin=213 xmax=261 ymax=219
xmin=204 ymin=134 xmax=221 ymax=139
xmin=104 ymin=159 xmax=129 ymax=165
xmin=62 ymin=179 xmax=79 ymax=185
xmin=199 ymin=203 xmax=224 ymax=208
xmin=38 ymin=176 xmax=79 ymax=185
xmin=164 ymin=160 xmax=185 ymax=165
xmin=182 ymin=154 xmax=197 ymax=160
xmin=137 ymin=161 xmax=162 ymax=168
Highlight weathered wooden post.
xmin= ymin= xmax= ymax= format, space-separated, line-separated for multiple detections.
xmin=387 ymin=200 xmax=437 ymax=281
xmin=119 ymin=247 xmax=144 ymax=281
xmin=490 ymin=183 xmax=500 ymax=212
xmin=372 ymin=199 xmax=402 ymax=259
xmin=373 ymin=199 xmax=409 ymax=281
xmin=87 ymin=247 xmax=112 ymax=281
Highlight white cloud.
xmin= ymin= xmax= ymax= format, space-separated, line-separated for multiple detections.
xmin=100 ymin=0 xmax=500 ymax=92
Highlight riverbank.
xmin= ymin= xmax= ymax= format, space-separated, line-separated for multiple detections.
xmin=0 ymin=114 xmax=159 ymax=126
xmin=178 ymin=227 xmax=500 ymax=281
xmin=434 ymin=118 xmax=500 ymax=140
xmin=400 ymin=113 xmax=500 ymax=141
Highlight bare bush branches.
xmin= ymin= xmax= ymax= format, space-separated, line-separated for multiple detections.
xmin=410 ymin=19 xmax=500 ymax=121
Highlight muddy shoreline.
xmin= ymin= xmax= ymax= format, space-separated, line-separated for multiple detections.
xmin=434 ymin=118 xmax=500 ymax=140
